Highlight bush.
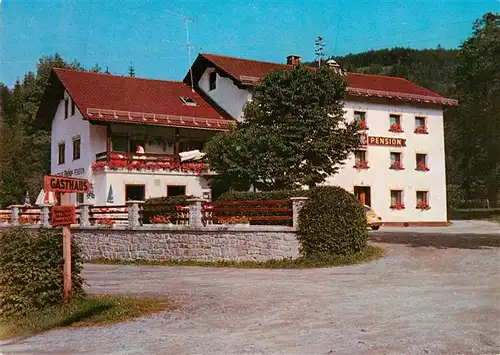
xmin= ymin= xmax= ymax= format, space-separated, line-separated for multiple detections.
xmin=0 ymin=228 xmax=84 ymax=319
xmin=298 ymin=186 xmax=367 ymax=256
xmin=216 ymin=190 xmax=310 ymax=225
xmin=142 ymin=195 xmax=194 ymax=224
xmin=448 ymin=208 xmax=500 ymax=220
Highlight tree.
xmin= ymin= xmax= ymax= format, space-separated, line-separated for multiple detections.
xmin=448 ymin=12 xmax=500 ymax=207
xmin=206 ymin=64 xmax=360 ymax=191
xmin=315 ymin=36 xmax=326 ymax=67
xmin=128 ymin=63 xmax=135 ymax=77
xmin=90 ymin=63 xmax=102 ymax=73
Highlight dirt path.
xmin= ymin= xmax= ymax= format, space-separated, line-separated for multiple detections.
xmin=1 ymin=235 xmax=499 ymax=355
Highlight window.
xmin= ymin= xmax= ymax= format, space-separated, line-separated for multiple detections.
xmin=354 ymin=111 xmax=368 ymax=129
xmin=390 ymin=152 xmax=403 ymax=170
xmin=390 ymin=190 xmax=404 ymax=209
xmin=167 ymin=185 xmax=186 ymax=196
xmin=64 ymin=99 xmax=69 ymax=119
xmin=112 ymin=136 xmax=128 ymax=152
xmin=77 ymin=193 xmax=84 ymax=204
xmin=125 ymin=185 xmax=145 ymax=201
xmin=389 ymin=114 xmax=402 ymax=132
xmin=71 ymin=100 xmax=76 ymax=116
xmin=209 ymin=71 xmax=217 ymax=91
xmin=416 ymin=153 xmax=429 ymax=171
xmin=58 ymin=142 xmax=65 ymax=165
xmin=414 ymin=116 xmax=428 ymax=134
xmin=354 ymin=150 xmax=368 ymax=169
xmin=179 ymin=96 xmax=197 ymax=106
xmin=416 ymin=191 xmax=430 ymax=210
xmin=180 ymin=140 xmax=204 ymax=153
xmin=73 ymin=137 xmax=81 ymax=160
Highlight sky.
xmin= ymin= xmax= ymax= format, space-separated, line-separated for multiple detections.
xmin=1 ymin=0 xmax=498 ymax=88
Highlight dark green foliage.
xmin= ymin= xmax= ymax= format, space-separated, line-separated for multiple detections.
xmin=448 ymin=208 xmax=500 ymax=220
xmin=298 ymin=186 xmax=367 ymax=256
xmin=142 ymin=195 xmax=194 ymax=223
xmin=206 ymin=64 xmax=360 ymax=191
xmin=0 ymin=228 xmax=84 ymax=319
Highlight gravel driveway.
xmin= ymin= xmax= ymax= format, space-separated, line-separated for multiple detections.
xmin=1 ymin=233 xmax=499 ymax=355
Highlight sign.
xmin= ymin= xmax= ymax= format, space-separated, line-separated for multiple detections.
xmin=44 ymin=175 xmax=91 ymax=193
xmin=360 ymin=133 xmax=368 ymax=147
xmin=51 ymin=206 xmax=76 ymax=227
xmin=368 ymin=136 xmax=406 ymax=147
xmin=54 ymin=168 xmax=85 ymax=177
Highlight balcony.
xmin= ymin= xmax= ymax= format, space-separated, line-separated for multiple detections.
xmin=92 ymin=151 xmax=211 ymax=175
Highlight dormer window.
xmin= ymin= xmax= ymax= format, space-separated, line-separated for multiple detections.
xmin=179 ymin=96 xmax=197 ymax=106
xmin=209 ymin=71 xmax=216 ymax=91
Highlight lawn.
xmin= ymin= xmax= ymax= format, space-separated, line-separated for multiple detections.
xmin=0 ymin=294 xmax=176 ymax=340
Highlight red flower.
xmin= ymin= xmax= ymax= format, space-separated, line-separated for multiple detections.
xmin=416 ymin=161 xmax=429 ymax=171
xmin=354 ymin=160 xmax=369 ymax=170
xmin=416 ymin=201 xmax=431 ymax=210
xmin=390 ymin=202 xmax=405 ymax=210
xmin=390 ymin=161 xmax=404 ymax=170
xmin=217 ymin=216 xmax=250 ymax=224
xmin=414 ymin=125 xmax=428 ymax=134
xmin=150 ymin=215 xmax=171 ymax=224
xmin=389 ymin=123 xmax=403 ymax=133
xmin=359 ymin=120 xmax=368 ymax=130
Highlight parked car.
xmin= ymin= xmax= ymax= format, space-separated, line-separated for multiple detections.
xmin=364 ymin=205 xmax=383 ymax=230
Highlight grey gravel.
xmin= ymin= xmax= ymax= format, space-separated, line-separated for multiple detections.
xmin=1 ymin=234 xmax=499 ymax=355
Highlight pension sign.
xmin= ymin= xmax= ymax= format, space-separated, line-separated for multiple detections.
xmin=43 ymin=175 xmax=91 ymax=193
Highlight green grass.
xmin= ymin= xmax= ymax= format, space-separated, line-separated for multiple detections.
xmin=89 ymin=245 xmax=384 ymax=269
xmin=0 ymin=294 xmax=176 ymax=340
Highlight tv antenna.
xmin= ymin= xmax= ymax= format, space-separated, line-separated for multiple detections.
xmin=165 ymin=9 xmax=196 ymax=91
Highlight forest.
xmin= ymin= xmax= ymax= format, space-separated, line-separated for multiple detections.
xmin=0 ymin=13 xmax=498 ymax=209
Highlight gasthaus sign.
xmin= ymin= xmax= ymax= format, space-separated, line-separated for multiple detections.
xmin=43 ymin=175 xmax=91 ymax=193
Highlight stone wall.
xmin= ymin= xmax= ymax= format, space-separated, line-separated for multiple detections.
xmin=74 ymin=226 xmax=299 ymax=262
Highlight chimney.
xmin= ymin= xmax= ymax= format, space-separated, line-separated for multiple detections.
xmin=286 ymin=55 xmax=301 ymax=66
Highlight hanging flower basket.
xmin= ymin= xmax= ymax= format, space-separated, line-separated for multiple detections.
xmin=390 ymin=161 xmax=405 ymax=170
xmin=414 ymin=125 xmax=428 ymax=134
xmin=389 ymin=123 xmax=403 ymax=133
xmin=416 ymin=161 xmax=429 ymax=172
xmin=390 ymin=202 xmax=405 ymax=210
xmin=416 ymin=201 xmax=431 ymax=210
xmin=354 ymin=160 xmax=369 ymax=170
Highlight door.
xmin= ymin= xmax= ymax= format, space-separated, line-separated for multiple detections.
xmin=354 ymin=186 xmax=371 ymax=206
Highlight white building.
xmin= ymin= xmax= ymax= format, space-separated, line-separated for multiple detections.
xmin=38 ymin=53 xmax=457 ymax=225
xmin=37 ymin=68 xmax=234 ymax=206
xmin=186 ymin=53 xmax=458 ymax=226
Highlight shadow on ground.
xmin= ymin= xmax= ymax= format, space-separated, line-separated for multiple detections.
xmin=369 ymin=232 xmax=500 ymax=249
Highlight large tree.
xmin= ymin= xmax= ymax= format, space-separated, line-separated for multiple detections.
xmin=448 ymin=12 xmax=500 ymax=207
xmin=206 ymin=64 xmax=360 ymax=192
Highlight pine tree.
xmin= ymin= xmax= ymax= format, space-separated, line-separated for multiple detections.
xmin=128 ymin=63 xmax=135 ymax=77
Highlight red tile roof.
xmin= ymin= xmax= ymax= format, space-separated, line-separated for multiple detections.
xmin=197 ymin=53 xmax=458 ymax=106
xmin=53 ymin=68 xmax=234 ymax=130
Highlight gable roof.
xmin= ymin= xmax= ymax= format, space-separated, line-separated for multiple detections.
xmin=36 ymin=68 xmax=234 ymax=131
xmin=186 ymin=53 xmax=458 ymax=106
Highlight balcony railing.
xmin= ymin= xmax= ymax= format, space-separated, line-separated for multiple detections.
xmin=95 ymin=151 xmax=178 ymax=163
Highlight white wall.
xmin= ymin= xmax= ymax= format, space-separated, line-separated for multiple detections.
xmin=198 ymin=68 xmax=252 ymax=121
xmin=92 ymin=170 xmax=211 ymax=205
xmin=324 ymin=100 xmax=447 ymax=222
xmin=50 ymin=91 xmax=92 ymax=204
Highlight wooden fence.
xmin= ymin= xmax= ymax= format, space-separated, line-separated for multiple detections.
xmin=202 ymin=200 xmax=293 ymax=225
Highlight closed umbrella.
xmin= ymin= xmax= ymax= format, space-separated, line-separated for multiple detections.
xmin=107 ymin=185 xmax=114 ymax=204
xmin=24 ymin=190 xmax=31 ymax=205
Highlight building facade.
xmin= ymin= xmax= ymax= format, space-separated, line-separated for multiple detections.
xmin=38 ymin=53 xmax=457 ymax=225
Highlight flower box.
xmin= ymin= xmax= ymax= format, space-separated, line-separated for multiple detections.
xmin=218 ymin=216 xmax=250 ymax=226
xmin=415 ymin=162 xmax=429 ymax=172
xmin=416 ymin=201 xmax=431 ymax=210
xmin=150 ymin=215 xmax=172 ymax=225
xmin=390 ymin=202 xmax=405 ymax=210
xmin=354 ymin=161 xmax=369 ymax=170
xmin=389 ymin=123 xmax=403 ymax=133
xmin=358 ymin=120 xmax=369 ymax=130
xmin=390 ymin=161 xmax=404 ymax=170
xmin=96 ymin=218 xmax=115 ymax=228
xmin=414 ymin=125 xmax=428 ymax=134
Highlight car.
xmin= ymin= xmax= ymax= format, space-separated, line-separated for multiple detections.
xmin=364 ymin=204 xmax=383 ymax=230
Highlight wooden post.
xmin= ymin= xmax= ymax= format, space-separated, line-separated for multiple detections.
xmin=61 ymin=192 xmax=71 ymax=304
xmin=174 ymin=127 xmax=180 ymax=157
xmin=106 ymin=125 xmax=112 ymax=162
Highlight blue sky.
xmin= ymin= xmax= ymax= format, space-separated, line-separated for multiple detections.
xmin=1 ymin=0 xmax=498 ymax=87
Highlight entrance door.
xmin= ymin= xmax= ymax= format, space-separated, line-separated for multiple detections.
xmin=354 ymin=186 xmax=371 ymax=206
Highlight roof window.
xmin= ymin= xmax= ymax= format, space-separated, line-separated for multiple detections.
xmin=179 ymin=96 xmax=197 ymax=106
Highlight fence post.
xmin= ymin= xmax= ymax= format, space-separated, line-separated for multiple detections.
xmin=78 ymin=203 xmax=92 ymax=227
xmin=10 ymin=205 xmax=20 ymax=226
xmin=186 ymin=198 xmax=206 ymax=228
xmin=126 ymin=201 xmax=144 ymax=228
xmin=290 ymin=197 xmax=309 ymax=229
xmin=40 ymin=205 xmax=51 ymax=228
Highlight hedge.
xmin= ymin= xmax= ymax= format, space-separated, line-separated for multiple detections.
xmin=216 ymin=190 xmax=310 ymax=225
xmin=298 ymin=186 xmax=367 ymax=256
xmin=142 ymin=195 xmax=195 ymax=224
xmin=448 ymin=208 xmax=500 ymax=220
xmin=0 ymin=228 xmax=84 ymax=319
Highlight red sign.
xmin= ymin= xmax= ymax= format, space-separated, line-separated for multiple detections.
xmin=44 ymin=175 xmax=91 ymax=193
xmin=51 ymin=206 xmax=76 ymax=227
xmin=368 ymin=136 xmax=406 ymax=147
